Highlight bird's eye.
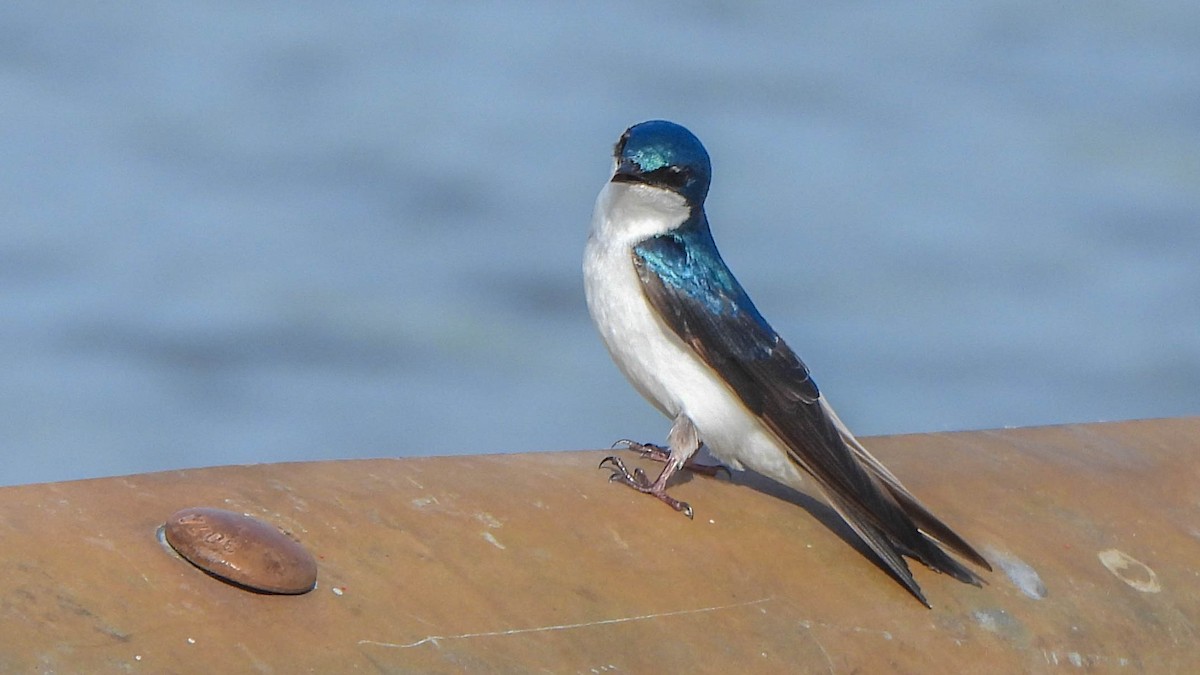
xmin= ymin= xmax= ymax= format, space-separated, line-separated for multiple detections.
xmin=649 ymin=165 xmax=690 ymax=190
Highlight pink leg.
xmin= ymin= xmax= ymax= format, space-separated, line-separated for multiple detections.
xmin=599 ymin=413 xmax=714 ymax=519
xmin=612 ymin=440 xmax=730 ymax=478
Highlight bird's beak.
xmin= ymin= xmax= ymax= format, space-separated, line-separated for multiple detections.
xmin=611 ymin=158 xmax=645 ymax=184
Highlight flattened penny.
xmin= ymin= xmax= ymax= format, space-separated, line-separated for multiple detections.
xmin=163 ymin=507 xmax=317 ymax=594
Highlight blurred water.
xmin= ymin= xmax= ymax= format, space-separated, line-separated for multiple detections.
xmin=2 ymin=2 xmax=1197 ymax=486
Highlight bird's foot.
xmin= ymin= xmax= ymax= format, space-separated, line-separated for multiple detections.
xmin=612 ymin=439 xmax=731 ymax=479
xmin=598 ymin=456 xmax=693 ymax=519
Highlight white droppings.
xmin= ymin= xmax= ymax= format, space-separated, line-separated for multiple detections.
xmin=187 ymin=637 xmax=195 ymax=645
xmin=984 ymin=547 xmax=1047 ymax=599
xmin=973 ymin=608 xmax=1019 ymax=636
xmin=332 ymin=586 xmax=345 ymax=596
xmin=410 ymin=496 xmax=438 ymax=509
xmin=1098 ymin=549 xmax=1161 ymax=593
xmin=482 ymin=532 xmax=506 ymax=549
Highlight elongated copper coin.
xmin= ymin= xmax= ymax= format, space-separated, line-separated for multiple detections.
xmin=163 ymin=507 xmax=317 ymax=594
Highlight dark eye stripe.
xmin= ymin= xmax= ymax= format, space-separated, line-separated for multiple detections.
xmin=647 ymin=166 xmax=690 ymax=190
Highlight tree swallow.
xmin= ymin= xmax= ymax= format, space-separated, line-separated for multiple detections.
xmin=583 ymin=120 xmax=991 ymax=606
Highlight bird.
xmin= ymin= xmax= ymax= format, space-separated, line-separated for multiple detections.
xmin=583 ymin=119 xmax=991 ymax=607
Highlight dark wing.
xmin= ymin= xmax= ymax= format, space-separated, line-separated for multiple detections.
xmin=633 ymin=221 xmax=986 ymax=604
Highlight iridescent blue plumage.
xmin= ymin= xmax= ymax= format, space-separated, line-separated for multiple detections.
xmin=614 ymin=120 xmax=711 ymax=204
xmin=590 ymin=119 xmax=990 ymax=606
xmin=618 ymin=120 xmax=820 ymax=403
xmin=633 ymin=212 xmax=778 ymax=363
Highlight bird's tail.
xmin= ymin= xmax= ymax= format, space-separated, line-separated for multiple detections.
xmin=812 ymin=478 xmax=983 ymax=608
xmin=820 ymin=399 xmax=992 ymax=574
xmin=805 ymin=400 xmax=991 ymax=606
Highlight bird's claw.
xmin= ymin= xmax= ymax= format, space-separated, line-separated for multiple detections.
xmin=598 ymin=455 xmax=694 ymax=519
xmin=696 ymin=463 xmax=732 ymax=479
xmin=609 ymin=440 xmax=731 ymax=479
xmin=611 ymin=438 xmax=666 ymax=453
xmin=599 ymin=455 xmax=643 ymax=485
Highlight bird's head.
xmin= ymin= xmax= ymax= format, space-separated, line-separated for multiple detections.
xmin=612 ymin=120 xmax=712 ymax=206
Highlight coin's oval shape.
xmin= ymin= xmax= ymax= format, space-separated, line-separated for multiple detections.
xmin=163 ymin=507 xmax=317 ymax=594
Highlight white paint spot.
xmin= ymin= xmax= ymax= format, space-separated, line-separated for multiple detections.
xmin=1042 ymin=649 xmax=1133 ymax=669
xmin=1098 ymin=549 xmax=1161 ymax=593
xmin=475 ymin=512 xmax=503 ymax=528
xmin=84 ymin=536 xmax=117 ymax=552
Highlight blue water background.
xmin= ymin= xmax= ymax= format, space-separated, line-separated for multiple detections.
xmin=2 ymin=3 xmax=1198 ymax=486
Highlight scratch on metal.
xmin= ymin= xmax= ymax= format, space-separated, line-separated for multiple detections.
xmin=358 ymin=596 xmax=774 ymax=649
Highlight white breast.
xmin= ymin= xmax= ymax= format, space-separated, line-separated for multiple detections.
xmin=583 ymin=182 xmax=806 ymax=487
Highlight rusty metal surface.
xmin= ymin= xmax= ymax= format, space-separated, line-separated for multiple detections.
xmin=1 ymin=417 xmax=1198 ymax=672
